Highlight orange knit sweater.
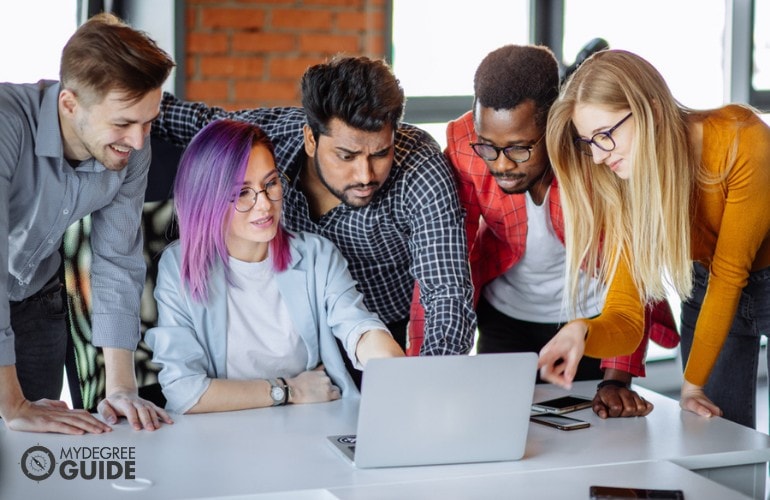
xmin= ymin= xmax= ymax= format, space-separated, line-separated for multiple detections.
xmin=584 ymin=105 xmax=770 ymax=386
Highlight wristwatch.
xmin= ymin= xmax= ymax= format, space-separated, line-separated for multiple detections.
xmin=269 ymin=378 xmax=288 ymax=406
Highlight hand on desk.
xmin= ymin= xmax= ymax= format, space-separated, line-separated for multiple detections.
xmin=0 ymin=365 xmax=111 ymax=434
xmin=98 ymin=389 xmax=174 ymax=431
xmin=538 ymin=320 xmax=588 ymax=389
xmin=4 ymin=398 xmax=113 ymax=435
xmin=287 ymin=365 xmax=341 ymax=404
xmin=680 ymin=380 xmax=723 ymax=419
xmin=593 ymin=385 xmax=653 ymax=418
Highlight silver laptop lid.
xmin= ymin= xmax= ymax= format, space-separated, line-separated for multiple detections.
xmin=353 ymin=352 xmax=538 ymax=468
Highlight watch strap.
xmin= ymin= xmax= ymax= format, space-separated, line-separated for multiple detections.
xmin=597 ymin=379 xmax=629 ymax=390
xmin=277 ymin=377 xmax=290 ymax=405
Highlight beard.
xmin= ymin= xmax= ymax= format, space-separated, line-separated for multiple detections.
xmin=491 ymin=171 xmax=530 ymax=195
xmin=491 ymin=163 xmax=552 ymax=196
xmin=314 ymin=150 xmax=380 ymax=208
xmin=75 ymin=118 xmax=132 ymax=171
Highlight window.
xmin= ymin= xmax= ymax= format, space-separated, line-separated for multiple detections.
xmin=752 ymin=0 xmax=770 ymax=108
xmin=391 ymin=0 xmax=530 ymax=147
xmin=0 ymin=0 xmax=78 ymax=83
xmin=563 ymin=0 xmax=726 ymax=109
xmin=392 ymin=1 xmax=730 ymax=148
xmin=392 ymin=1 xmax=530 ymax=97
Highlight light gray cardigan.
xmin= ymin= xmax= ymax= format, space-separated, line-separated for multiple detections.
xmin=146 ymin=231 xmax=387 ymax=413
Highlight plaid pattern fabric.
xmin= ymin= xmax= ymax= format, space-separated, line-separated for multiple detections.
xmin=153 ymin=94 xmax=476 ymax=355
xmin=437 ymin=111 xmax=678 ymax=375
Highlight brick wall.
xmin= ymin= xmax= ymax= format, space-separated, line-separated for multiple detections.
xmin=185 ymin=0 xmax=388 ymax=110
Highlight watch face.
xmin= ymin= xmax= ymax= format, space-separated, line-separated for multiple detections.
xmin=271 ymin=385 xmax=285 ymax=403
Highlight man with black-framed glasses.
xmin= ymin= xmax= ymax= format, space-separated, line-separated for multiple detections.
xmin=436 ymin=44 xmax=679 ymax=418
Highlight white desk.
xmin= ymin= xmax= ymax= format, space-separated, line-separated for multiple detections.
xmin=205 ymin=461 xmax=751 ymax=500
xmin=1 ymin=382 xmax=768 ymax=500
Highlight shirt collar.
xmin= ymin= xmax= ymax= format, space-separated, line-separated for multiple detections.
xmin=35 ymin=82 xmax=64 ymax=160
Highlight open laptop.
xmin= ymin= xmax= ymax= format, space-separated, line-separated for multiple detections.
xmin=327 ymin=352 xmax=538 ymax=468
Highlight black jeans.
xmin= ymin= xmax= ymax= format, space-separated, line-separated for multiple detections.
xmin=476 ymin=296 xmax=603 ymax=383
xmin=680 ymin=262 xmax=770 ymax=429
xmin=10 ymin=274 xmax=68 ymax=401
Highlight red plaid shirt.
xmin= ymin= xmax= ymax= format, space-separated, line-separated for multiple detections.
xmin=408 ymin=112 xmax=679 ymax=376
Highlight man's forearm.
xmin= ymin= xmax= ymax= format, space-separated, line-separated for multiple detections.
xmin=420 ymin=299 xmax=476 ymax=355
xmin=103 ymin=348 xmax=138 ymax=395
xmin=602 ymin=368 xmax=633 ymax=385
xmin=0 ymin=364 xmax=28 ymax=419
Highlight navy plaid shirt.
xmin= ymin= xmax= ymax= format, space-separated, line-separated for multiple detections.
xmin=153 ymin=93 xmax=476 ymax=355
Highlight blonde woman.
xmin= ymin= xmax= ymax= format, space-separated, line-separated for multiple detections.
xmin=539 ymin=49 xmax=770 ymax=428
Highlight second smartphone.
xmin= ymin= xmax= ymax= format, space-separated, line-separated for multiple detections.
xmin=531 ymin=394 xmax=593 ymax=415
xmin=530 ymin=413 xmax=590 ymax=430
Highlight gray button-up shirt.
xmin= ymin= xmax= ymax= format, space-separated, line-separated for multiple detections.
xmin=0 ymin=80 xmax=149 ymax=365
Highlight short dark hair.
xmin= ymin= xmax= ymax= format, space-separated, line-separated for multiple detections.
xmin=60 ymin=12 xmax=175 ymax=104
xmin=473 ymin=45 xmax=559 ymax=129
xmin=301 ymin=56 xmax=405 ymax=139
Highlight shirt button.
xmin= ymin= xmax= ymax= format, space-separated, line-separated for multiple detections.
xmin=48 ymin=239 xmax=54 ymax=244
xmin=63 ymin=209 xmax=70 ymax=215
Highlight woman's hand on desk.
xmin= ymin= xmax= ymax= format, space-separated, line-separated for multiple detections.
xmin=680 ymin=380 xmax=723 ymax=419
xmin=537 ymin=320 xmax=588 ymax=389
xmin=287 ymin=365 xmax=341 ymax=404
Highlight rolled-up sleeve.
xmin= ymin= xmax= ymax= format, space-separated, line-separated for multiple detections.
xmin=145 ymin=249 xmax=212 ymax=414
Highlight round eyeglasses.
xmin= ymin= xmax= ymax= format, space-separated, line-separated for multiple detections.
xmin=233 ymin=175 xmax=285 ymax=213
xmin=574 ymin=112 xmax=632 ymax=157
xmin=469 ymin=133 xmax=545 ymax=163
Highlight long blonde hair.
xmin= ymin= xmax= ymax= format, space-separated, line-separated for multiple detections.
xmin=546 ymin=50 xmax=695 ymax=311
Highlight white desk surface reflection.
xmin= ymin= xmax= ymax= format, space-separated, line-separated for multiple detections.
xmin=1 ymin=382 xmax=768 ymax=500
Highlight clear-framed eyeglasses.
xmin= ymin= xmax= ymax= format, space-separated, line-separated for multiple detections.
xmin=574 ymin=112 xmax=633 ymax=157
xmin=469 ymin=133 xmax=545 ymax=163
xmin=233 ymin=173 xmax=288 ymax=213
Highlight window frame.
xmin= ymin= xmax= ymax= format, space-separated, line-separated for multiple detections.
xmin=392 ymin=0 xmax=768 ymax=124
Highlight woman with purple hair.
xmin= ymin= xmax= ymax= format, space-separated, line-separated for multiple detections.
xmin=146 ymin=119 xmax=404 ymax=414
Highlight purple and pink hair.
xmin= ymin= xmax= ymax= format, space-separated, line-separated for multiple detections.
xmin=173 ymin=119 xmax=293 ymax=302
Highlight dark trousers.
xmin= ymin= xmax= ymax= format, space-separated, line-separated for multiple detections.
xmin=9 ymin=274 xmax=68 ymax=401
xmin=476 ymin=296 xmax=603 ymax=383
xmin=679 ymin=262 xmax=770 ymax=429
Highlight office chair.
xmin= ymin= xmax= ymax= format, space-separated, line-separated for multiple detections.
xmin=560 ymin=37 xmax=609 ymax=84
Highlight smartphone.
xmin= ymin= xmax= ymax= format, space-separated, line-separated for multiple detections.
xmin=530 ymin=413 xmax=590 ymax=430
xmin=589 ymin=485 xmax=684 ymax=499
xmin=531 ymin=395 xmax=593 ymax=415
